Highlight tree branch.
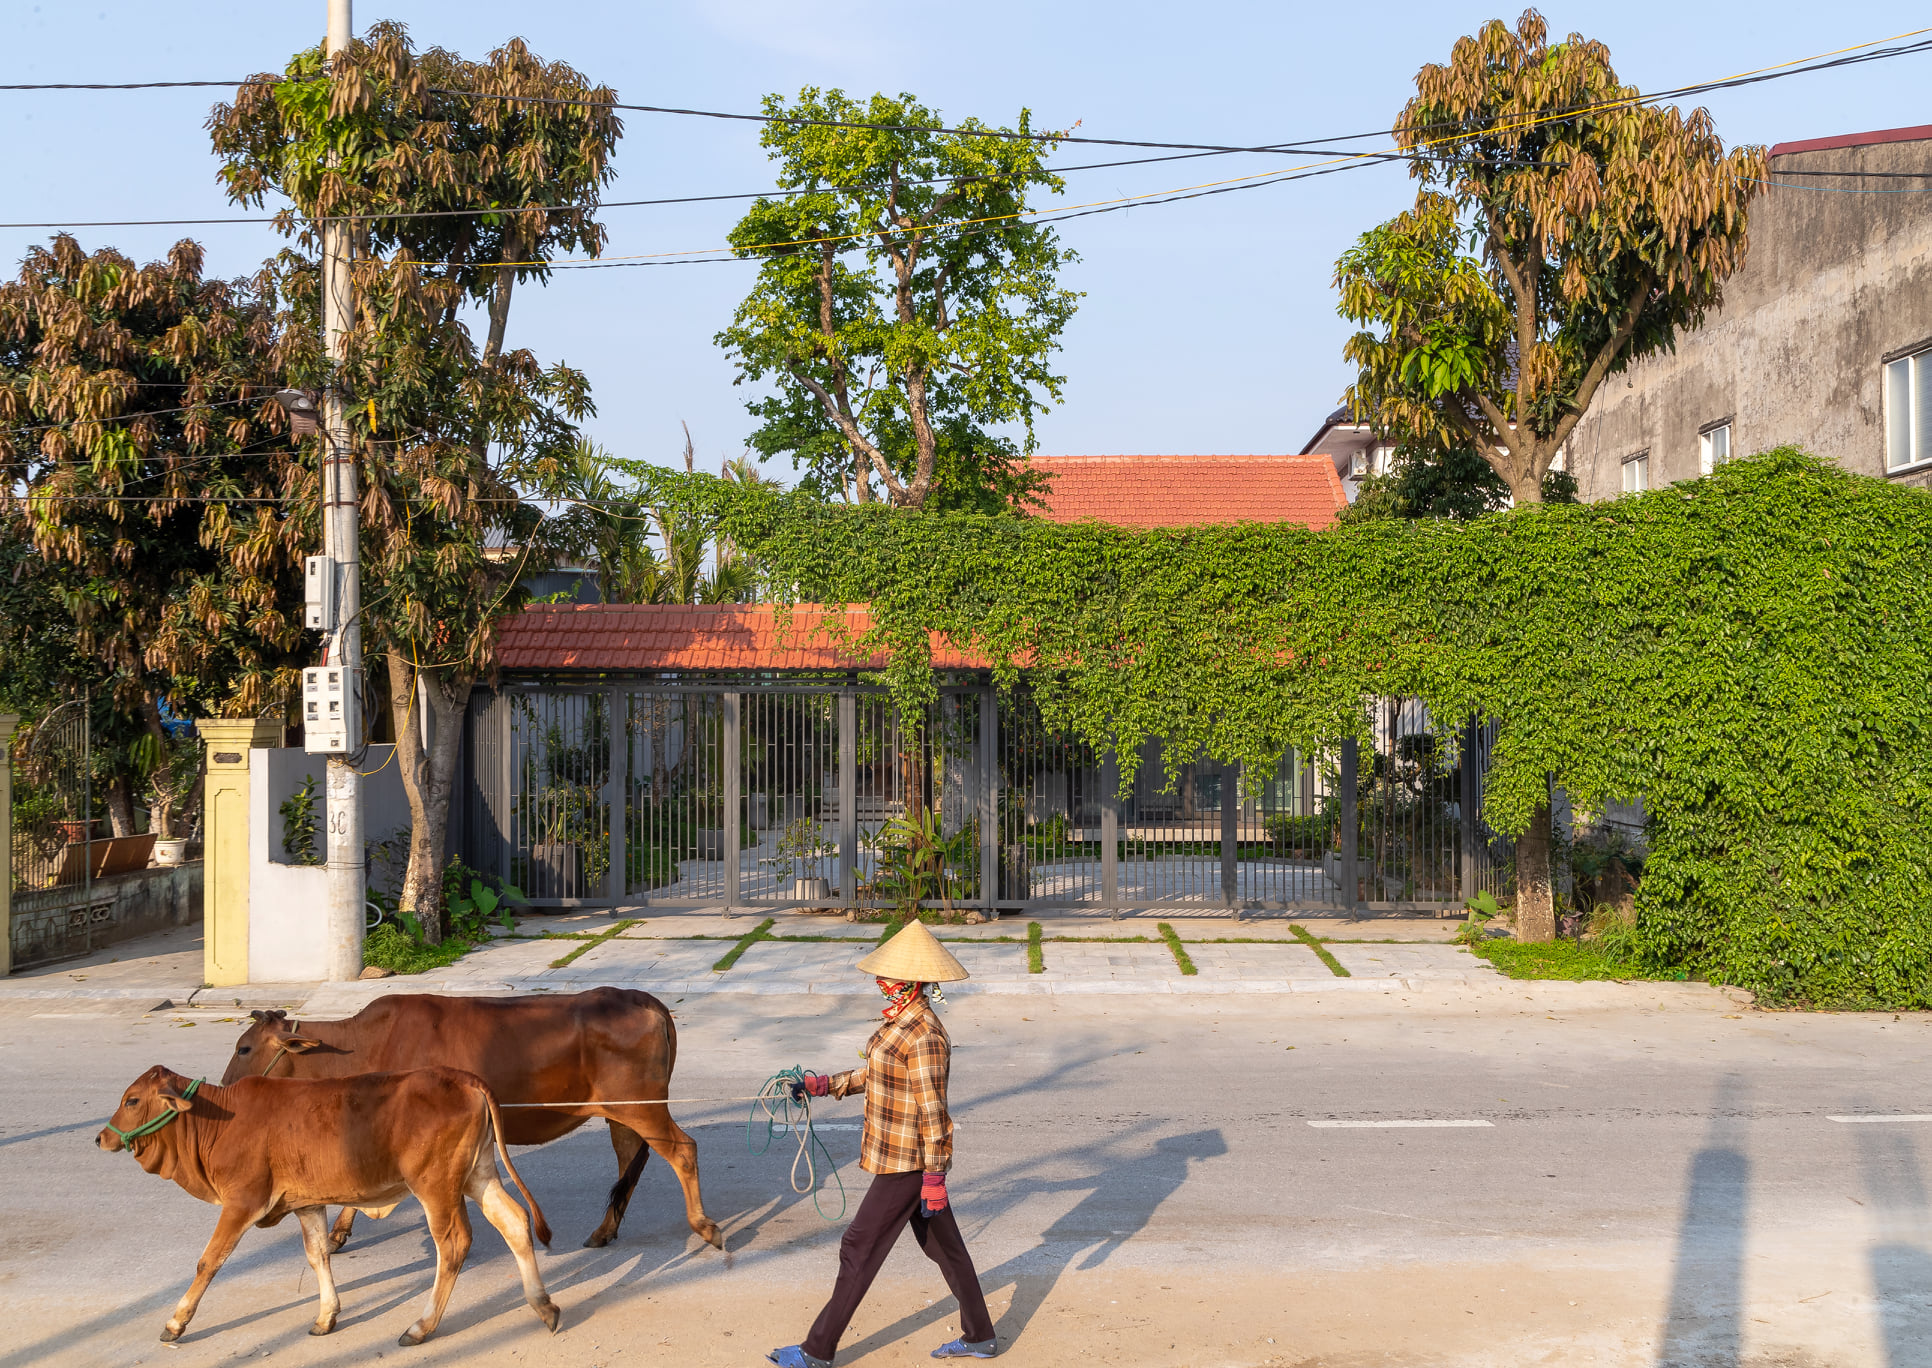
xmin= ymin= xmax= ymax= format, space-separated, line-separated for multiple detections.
xmin=786 ymin=364 xmax=904 ymax=501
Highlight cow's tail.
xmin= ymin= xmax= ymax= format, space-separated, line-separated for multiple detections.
xmin=483 ymin=1086 xmax=554 ymax=1249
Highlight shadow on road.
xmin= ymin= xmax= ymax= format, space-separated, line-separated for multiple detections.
xmin=1655 ymin=1077 xmax=1749 ymax=1367
xmin=1852 ymin=1118 xmax=1932 ymax=1368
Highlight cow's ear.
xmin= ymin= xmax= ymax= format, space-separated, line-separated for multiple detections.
xmin=281 ymin=1034 xmax=322 ymax=1053
xmin=163 ymin=1092 xmax=195 ymax=1113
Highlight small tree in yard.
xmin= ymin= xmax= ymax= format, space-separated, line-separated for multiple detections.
xmin=718 ymin=89 xmax=1078 ymax=512
xmin=1334 ymin=9 xmax=1766 ymax=941
xmin=211 ymin=23 xmax=616 ymax=941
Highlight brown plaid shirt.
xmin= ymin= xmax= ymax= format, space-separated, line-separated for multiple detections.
xmin=829 ymin=997 xmax=953 ymax=1175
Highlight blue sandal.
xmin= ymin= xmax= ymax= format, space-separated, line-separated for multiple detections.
xmin=767 ymin=1348 xmax=832 ymax=1368
xmin=931 ymin=1339 xmax=998 ymax=1359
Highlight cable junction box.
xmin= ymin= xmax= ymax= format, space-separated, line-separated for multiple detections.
xmin=302 ymin=664 xmax=357 ymax=755
xmin=305 ymin=554 xmax=337 ymax=631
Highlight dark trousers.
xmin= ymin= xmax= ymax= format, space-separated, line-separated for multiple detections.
xmin=802 ymin=1169 xmax=995 ymax=1360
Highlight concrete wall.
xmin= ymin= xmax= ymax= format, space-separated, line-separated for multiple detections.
xmin=11 ymin=861 xmax=202 ymax=969
xmin=1570 ymin=133 xmax=1932 ymax=499
xmin=248 ymin=746 xmax=411 ymax=982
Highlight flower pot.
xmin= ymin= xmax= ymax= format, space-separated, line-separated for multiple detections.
xmin=57 ymin=819 xmax=98 ymax=845
xmin=153 ymin=838 xmax=190 ymax=868
xmin=530 ymin=842 xmax=584 ymax=897
xmin=791 ymin=876 xmax=833 ymax=903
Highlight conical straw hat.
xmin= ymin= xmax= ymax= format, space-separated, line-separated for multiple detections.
xmin=856 ymin=919 xmax=969 ymax=983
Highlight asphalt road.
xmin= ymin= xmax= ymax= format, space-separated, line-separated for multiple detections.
xmin=5 ymin=989 xmax=1930 ymax=1368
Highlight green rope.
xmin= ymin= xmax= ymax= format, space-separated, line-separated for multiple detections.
xmin=105 ymin=1077 xmax=203 ymax=1152
xmin=749 ymin=1067 xmax=847 ymax=1221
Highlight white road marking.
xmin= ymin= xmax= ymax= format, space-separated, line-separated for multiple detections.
xmin=1307 ymin=1119 xmax=1494 ymax=1129
xmin=1828 ymin=1114 xmax=1932 ymax=1124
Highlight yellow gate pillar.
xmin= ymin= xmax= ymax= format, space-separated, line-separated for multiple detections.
xmin=198 ymin=719 xmax=280 ymax=987
xmin=0 ymin=714 xmax=17 ymax=977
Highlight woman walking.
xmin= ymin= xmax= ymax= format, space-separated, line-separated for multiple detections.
xmin=767 ymin=920 xmax=997 ymax=1365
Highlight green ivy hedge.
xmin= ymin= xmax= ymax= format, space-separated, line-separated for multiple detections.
xmin=655 ymin=450 xmax=1932 ymax=1007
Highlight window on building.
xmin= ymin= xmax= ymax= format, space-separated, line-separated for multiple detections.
xmin=1886 ymin=348 xmax=1932 ymax=470
xmin=1621 ymin=452 xmax=1649 ymax=493
xmin=1699 ymin=422 xmax=1731 ymax=475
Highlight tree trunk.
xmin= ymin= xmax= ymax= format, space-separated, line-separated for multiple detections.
xmin=387 ymin=650 xmax=472 ymax=944
xmin=105 ymin=772 xmax=136 ymax=837
xmin=1514 ymin=799 xmax=1556 ymax=943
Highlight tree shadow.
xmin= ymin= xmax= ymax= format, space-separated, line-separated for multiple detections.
xmin=1655 ymin=1077 xmax=1749 ymax=1367
xmin=832 ymin=1127 xmax=1228 ymax=1362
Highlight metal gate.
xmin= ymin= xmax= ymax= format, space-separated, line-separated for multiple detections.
xmin=465 ymin=682 xmax=1507 ymax=914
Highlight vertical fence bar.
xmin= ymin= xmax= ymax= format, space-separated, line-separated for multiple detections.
xmin=1101 ymin=745 xmax=1119 ymax=910
xmin=1220 ymin=759 xmax=1239 ymax=907
xmin=722 ymin=692 xmax=740 ymax=909
xmin=1339 ymin=737 xmax=1359 ymax=911
xmin=606 ymin=689 xmax=625 ymax=905
xmin=978 ymin=688 xmax=997 ymax=918
xmin=1459 ymin=717 xmax=1479 ymax=901
xmin=839 ymin=692 xmax=857 ymax=905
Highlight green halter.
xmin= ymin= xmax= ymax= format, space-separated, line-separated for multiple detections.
xmin=105 ymin=1077 xmax=203 ymax=1152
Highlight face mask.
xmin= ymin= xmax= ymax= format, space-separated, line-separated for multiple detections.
xmin=876 ymin=978 xmax=923 ymax=1018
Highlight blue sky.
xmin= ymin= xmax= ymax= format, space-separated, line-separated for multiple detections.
xmin=3 ymin=2 xmax=1928 ymax=477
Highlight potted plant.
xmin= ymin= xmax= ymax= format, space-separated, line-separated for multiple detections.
xmin=146 ymin=736 xmax=201 ymax=867
xmin=775 ymin=816 xmax=836 ymax=902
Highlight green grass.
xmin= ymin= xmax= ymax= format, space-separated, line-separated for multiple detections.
xmin=1156 ymin=922 xmax=1197 ymax=975
xmin=1290 ymin=923 xmax=1351 ymax=977
xmin=363 ymin=923 xmax=476 ymax=975
xmin=549 ymin=918 xmax=639 ymax=969
xmin=711 ymin=918 xmax=777 ymax=971
xmin=1470 ymin=937 xmax=1691 ymax=982
xmin=1027 ymin=921 xmax=1044 ymax=974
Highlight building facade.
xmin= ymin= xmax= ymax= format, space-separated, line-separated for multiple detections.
xmin=1569 ymin=124 xmax=1932 ymax=499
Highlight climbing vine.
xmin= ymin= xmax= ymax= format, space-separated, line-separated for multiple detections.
xmin=646 ymin=450 xmax=1932 ymax=1007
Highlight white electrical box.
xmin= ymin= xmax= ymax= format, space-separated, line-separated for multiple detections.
xmin=302 ymin=665 xmax=356 ymax=754
xmin=305 ymin=555 xmax=336 ymax=631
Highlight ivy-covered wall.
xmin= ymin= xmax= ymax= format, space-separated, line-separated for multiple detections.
xmin=663 ymin=451 xmax=1932 ymax=1007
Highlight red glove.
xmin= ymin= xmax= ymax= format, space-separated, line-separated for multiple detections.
xmin=920 ymin=1172 xmax=948 ymax=1216
xmin=790 ymin=1072 xmax=831 ymax=1102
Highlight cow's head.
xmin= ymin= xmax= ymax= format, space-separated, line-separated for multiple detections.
xmin=220 ymin=1009 xmax=323 ymax=1085
xmin=99 ymin=1065 xmax=196 ymax=1156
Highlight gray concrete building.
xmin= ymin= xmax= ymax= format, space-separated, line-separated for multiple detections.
xmin=1570 ymin=124 xmax=1932 ymax=499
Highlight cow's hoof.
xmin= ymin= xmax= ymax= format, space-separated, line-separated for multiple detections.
xmin=398 ymin=1328 xmax=428 ymax=1347
xmin=698 ymin=1221 xmax=725 ymax=1250
xmin=309 ymin=1321 xmax=337 ymax=1337
xmin=581 ymin=1229 xmax=615 ymax=1248
xmin=158 ymin=1326 xmax=183 ymax=1344
xmin=327 ymin=1234 xmax=350 ymax=1252
xmin=538 ymin=1300 xmax=562 ymax=1334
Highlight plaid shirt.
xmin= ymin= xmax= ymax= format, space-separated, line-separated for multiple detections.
xmin=829 ymin=997 xmax=953 ymax=1175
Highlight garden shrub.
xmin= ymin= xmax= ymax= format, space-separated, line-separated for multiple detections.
xmin=656 ymin=450 xmax=1932 ymax=1008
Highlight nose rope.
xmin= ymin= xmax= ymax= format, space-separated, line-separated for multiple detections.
xmin=103 ymin=1077 xmax=203 ymax=1153
xmin=748 ymin=1067 xmax=847 ymax=1222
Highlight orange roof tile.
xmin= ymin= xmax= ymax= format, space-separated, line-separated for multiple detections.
xmin=497 ymin=603 xmax=984 ymax=674
xmin=1029 ymin=454 xmax=1345 ymax=529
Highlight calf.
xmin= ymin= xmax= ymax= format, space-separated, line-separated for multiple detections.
xmin=100 ymin=1064 xmax=561 ymax=1347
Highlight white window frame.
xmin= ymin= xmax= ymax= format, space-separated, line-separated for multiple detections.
xmin=1621 ymin=451 xmax=1649 ymax=493
xmin=1885 ymin=346 xmax=1932 ymax=472
xmin=1699 ymin=421 xmax=1731 ymax=475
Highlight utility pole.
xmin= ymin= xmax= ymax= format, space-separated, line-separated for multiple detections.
xmin=321 ymin=0 xmax=363 ymax=981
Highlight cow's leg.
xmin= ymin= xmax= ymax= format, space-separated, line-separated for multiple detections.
xmin=470 ymin=1156 xmax=562 ymax=1333
xmin=328 ymin=1205 xmax=357 ymax=1251
xmin=295 ymin=1208 xmax=342 ymax=1335
xmin=161 ymin=1204 xmax=255 ymax=1341
xmin=633 ymin=1107 xmax=724 ymax=1250
xmin=398 ymin=1193 xmax=471 ymax=1347
xmin=583 ymin=1120 xmax=650 ymax=1248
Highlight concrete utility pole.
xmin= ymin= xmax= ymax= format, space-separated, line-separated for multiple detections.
xmin=321 ymin=0 xmax=364 ymax=981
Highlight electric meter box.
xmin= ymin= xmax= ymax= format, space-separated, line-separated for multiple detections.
xmin=302 ymin=665 xmax=356 ymax=754
xmin=304 ymin=555 xmax=336 ymax=630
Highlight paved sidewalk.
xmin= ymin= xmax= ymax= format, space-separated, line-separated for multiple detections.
xmin=0 ymin=906 xmax=1754 ymax=1017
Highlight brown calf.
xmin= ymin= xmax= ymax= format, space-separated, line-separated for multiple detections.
xmin=221 ymin=988 xmax=720 ymax=1251
xmin=100 ymin=1065 xmax=561 ymax=1347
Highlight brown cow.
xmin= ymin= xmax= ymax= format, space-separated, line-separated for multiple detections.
xmin=100 ymin=1064 xmax=561 ymax=1346
xmin=221 ymin=988 xmax=721 ymax=1252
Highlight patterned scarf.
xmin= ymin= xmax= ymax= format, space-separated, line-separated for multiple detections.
xmin=877 ymin=978 xmax=926 ymax=1019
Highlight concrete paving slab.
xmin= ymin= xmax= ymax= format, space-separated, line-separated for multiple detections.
xmin=1328 ymin=944 xmax=1500 ymax=980
xmin=1183 ymin=941 xmax=1337 ymax=980
xmin=1035 ymin=942 xmax=1181 ymax=982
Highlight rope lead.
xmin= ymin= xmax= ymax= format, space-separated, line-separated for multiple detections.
xmin=749 ymin=1067 xmax=847 ymax=1222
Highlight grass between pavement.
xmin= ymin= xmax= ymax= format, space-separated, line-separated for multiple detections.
xmin=1157 ymin=923 xmax=1198 ymax=975
xmin=711 ymin=918 xmax=777 ymax=971
xmin=1470 ymin=937 xmax=1691 ymax=982
xmin=1027 ymin=921 xmax=1044 ymax=973
xmin=549 ymin=919 xmax=640 ymax=969
xmin=1290 ymin=924 xmax=1351 ymax=977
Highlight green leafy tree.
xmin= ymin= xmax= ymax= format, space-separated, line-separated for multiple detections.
xmin=0 ymin=236 xmax=309 ymax=832
xmin=717 ymin=89 xmax=1077 ymax=511
xmin=1334 ymin=10 xmax=1765 ymax=939
xmin=1338 ymin=446 xmax=1576 ymax=524
xmin=210 ymin=23 xmax=616 ymax=938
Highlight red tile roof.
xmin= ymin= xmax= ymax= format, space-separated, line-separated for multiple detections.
xmin=1770 ymin=124 xmax=1932 ymax=157
xmin=497 ymin=603 xmax=985 ymax=674
xmin=1030 ymin=454 xmax=1345 ymax=529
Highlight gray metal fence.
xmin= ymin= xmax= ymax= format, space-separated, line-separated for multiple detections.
xmin=9 ymin=698 xmax=93 ymax=899
xmin=463 ymin=681 xmax=1509 ymax=915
